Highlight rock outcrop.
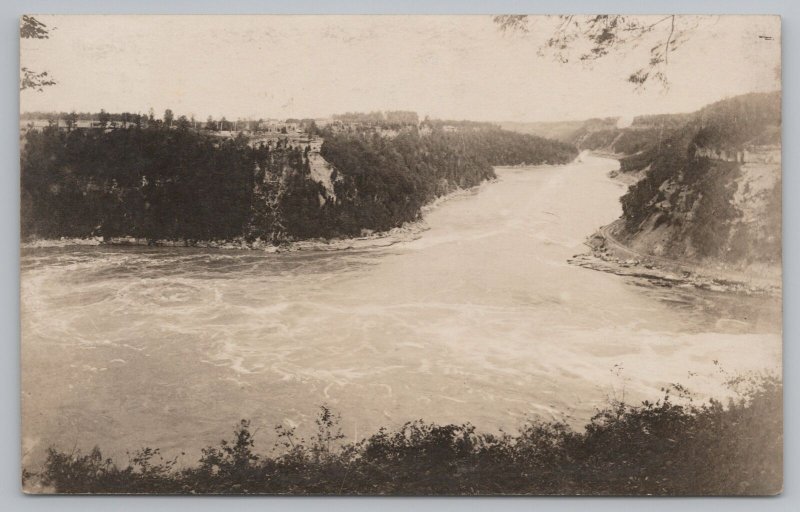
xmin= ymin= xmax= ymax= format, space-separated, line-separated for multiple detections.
xmin=608 ymin=92 xmax=782 ymax=282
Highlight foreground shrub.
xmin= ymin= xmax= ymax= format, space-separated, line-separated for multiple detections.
xmin=28 ymin=374 xmax=782 ymax=495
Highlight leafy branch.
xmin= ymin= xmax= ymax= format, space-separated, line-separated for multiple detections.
xmin=494 ymin=15 xmax=705 ymax=89
xmin=20 ymin=15 xmax=56 ymax=91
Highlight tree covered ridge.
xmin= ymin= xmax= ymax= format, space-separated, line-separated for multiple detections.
xmin=21 ymin=127 xmax=258 ymax=241
xmin=21 ymin=122 xmax=577 ymax=243
xmin=26 ymin=373 xmax=781 ymax=495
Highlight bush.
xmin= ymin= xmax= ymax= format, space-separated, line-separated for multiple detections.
xmin=29 ymin=374 xmax=782 ymax=495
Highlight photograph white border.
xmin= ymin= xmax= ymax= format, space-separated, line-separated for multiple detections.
xmin=2 ymin=1 xmax=795 ymax=510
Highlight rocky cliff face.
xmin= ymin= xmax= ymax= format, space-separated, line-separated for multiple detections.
xmin=611 ymin=92 xmax=781 ymax=278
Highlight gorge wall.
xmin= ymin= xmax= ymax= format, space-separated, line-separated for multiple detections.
xmin=611 ymin=92 xmax=781 ymax=276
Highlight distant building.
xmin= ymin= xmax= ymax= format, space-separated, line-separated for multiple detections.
xmin=20 ymin=118 xmax=137 ymax=133
xmin=20 ymin=119 xmax=53 ymax=131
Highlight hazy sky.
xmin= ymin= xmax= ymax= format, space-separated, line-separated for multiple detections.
xmin=20 ymin=15 xmax=781 ymax=122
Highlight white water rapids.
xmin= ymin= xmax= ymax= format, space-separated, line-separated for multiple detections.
xmin=21 ymin=155 xmax=781 ymax=465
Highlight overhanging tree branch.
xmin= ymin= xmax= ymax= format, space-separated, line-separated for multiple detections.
xmin=493 ymin=14 xmax=705 ymax=89
xmin=20 ymin=15 xmax=56 ymax=92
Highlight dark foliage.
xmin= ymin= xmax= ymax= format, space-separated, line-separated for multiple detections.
xmin=21 ymin=15 xmax=50 ymax=39
xmin=319 ymin=126 xmax=575 ymax=235
xmin=30 ymin=375 xmax=781 ymax=495
xmin=22 ymin=121 xmax=577 ymax=243
xmin=20 ymin=16 xmax=56 ymax=91
xmin=495 ymin=15 xmax=707 ymax=89
xmin=21 ymin=126 xmax=256 ymax=241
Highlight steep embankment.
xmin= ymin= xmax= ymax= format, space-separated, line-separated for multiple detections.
xmin=577 ymin=92 xmax=782 ymax=290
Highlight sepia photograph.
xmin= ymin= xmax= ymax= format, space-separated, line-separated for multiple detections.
xmin=19 ymin=13 xmax=782 ymax=495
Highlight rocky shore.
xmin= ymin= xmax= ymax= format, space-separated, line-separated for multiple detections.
xmin=20 ymin=225 xmax=427 ymax=253
xmin=569 ymin=226 xmax=781 ymax=296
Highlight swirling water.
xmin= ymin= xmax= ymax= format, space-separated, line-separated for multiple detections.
xmin=21 ymin=155 xmax=781 ymax=465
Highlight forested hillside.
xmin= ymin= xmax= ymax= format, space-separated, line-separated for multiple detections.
xmin=20 ymin=121 xmax=577 ymax=244
xmin=610 ymin=92 xmax=782 ymax=272
xmin=502 ymin=113 xmax=692 ymax=158
xmin=21 ymin=128 xmax=257 ymax=241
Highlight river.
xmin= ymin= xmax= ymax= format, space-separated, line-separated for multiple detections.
xmin=20 ymin=154 xmax=782 ymax=466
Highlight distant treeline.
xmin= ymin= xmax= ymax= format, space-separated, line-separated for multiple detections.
xmin=21 ymin=122 xmax=577 ymax=243
xmin=21 ymin=110 xmax=150 ymax=123
xmin=27 ymin=374 xmax=781 ymax=495
xmin=21 ymin=109 xmax=312 ymax=132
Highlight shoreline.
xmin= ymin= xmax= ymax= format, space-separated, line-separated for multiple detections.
xmin=21 ymin=178 xmax=498 ymax=254
xmin=569 ymin=220 xmax=781 ymax=297
xmin=586 ymin=149 xmax=626 ymax=160
xmin=569 ymin=154 xmax=781 ymax=297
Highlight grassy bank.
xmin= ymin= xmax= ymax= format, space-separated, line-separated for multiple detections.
xmin=25 ymin=374 xmax=781 ymax=495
